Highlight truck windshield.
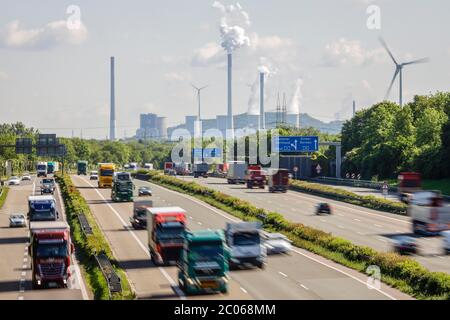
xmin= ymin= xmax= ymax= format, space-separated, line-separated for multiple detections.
xmin=30 ymin=209 xmax=55 ymax=221
xmin=117 ymin=182 xmax=132 ymax=191
xmin=37 ymin=165 xmax=46 ymax=170
xmin=100 ymin=169 xmax=114 ymax=176
xmin=36 ymin=241 xmax=68 ymax=258
xmin=156 ymin=225 xmax=185 ymax=240
xmin=233 ymin=232 xmax=260 ymax=246
xmin=116 ymin=174 xmax=130 ymax=181
xmin=190 ymin=241 xmax=224 ymax=261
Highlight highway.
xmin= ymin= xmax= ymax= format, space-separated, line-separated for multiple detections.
xmin=71 ymin=174 xmax=412 ymax=300
xmin=179 ymin=176 xmax=450 ymax=274
xmin=0 ymin=175 xmax=89 ymax=300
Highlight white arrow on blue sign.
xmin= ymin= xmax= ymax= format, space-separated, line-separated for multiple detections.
xmin=272 ymin=136 xmax=319 ymax=152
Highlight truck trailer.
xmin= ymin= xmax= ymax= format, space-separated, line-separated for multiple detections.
xmin=47 ymin=162 xmax=59 ymax=174
xmin=193 ymin=162 xmax=208 ymax=178
xmin=226 ymin=161 xmax=248 ymax=184
xmin=147 ymin=207 xmax=187 ymax=265
xmin=29 ymin=221 xmax=74 ymax=289
xmin=267 ymin=168 xmax=289 ymax=193
xmin=178 ymin=229 xmax=229 ymax=295
xmin=77 ymin=160 xmax=88 ymax=175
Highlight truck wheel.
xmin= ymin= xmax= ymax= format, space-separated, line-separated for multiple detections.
xmin=247 ymin=182 xmax=252 ymax=189
xmin=257 ymin=261 xmax=265 ymax=269
xmin=412 ymin=221 xmax=420 ymax=234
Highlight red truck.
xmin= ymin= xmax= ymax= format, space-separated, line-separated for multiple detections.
xmin=398 ymin=172 xmax=422 ymax=203
xmin=28 ymin=221 xmax=74 ymax=289
xmin=164 ymin=162 xmax=174 ymax=174
xmin=147 ymin=207 xmax=187 ymax=265
xmin=245 ymin=165 xmax=266 ymax=189
xmin=267 ymin=168 xmax=289 ymax=193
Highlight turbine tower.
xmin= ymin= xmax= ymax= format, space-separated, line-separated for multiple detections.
xmin=379 ymin=37 xmax=429 ymax=107
xmin=110 ymin=56 xmax=116 ymax=141
xmin=191 ymin=84 xmax=208 ymax=121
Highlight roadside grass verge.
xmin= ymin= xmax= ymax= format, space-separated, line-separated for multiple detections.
xmin=289 ymin=180 xmax=407 ymax=215
xmin=422 ymin=179 xmax=450 ymax=197
xmin=0 ymin=186 xmax=9 ymax=209
xmin=136 ymin=171 xmax=450 ymax=300
xmin=56 ymin=174 xmax=135 ymax=300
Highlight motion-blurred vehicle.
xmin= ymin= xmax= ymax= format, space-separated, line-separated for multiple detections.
xmin=316 ymin=203 xmax=332 ymax=215
xmin=408 ymin=191 xmax=450 ymax=235
xmin=442 ymin=230 xmax=450 ymax=255
xmin=225 ymin=221 xmax=266 ymax=269
xmin=138 ymin=186 xmax=152 ymax=196
xmin=398 ymin=172 xmax=422 ymax=203
xmin=9 ymin=213 xmax=26 ymax=227
xmin=40 ymin=178 xmax=55 ymax=195
xmin=267 ymin=168 xmax=289 ymax=193
xmin=164 ymin=162 xmax=174 ymax=174
xmin=89 ymin=170 xmax=98 ymax=180
xmin=143 ymin=163 xmax=154 ymax=170
xmin=392 ymin=236 xmax=418 ymax=255
xmin=262 ymin=232 xmax=292 ymax=255
xmin=227 ymin=161 xmax=247 ymax=184
xmin=21 ymin=173 xmax=31 ymax=181
xmin=167 ymin=169 xmax=176 ymax=176
xmin=130 ymin=199 xmax=153 ymax=229
xmin=178 ymin=229 xmax=229 ymax=295
xmin=245 ymin=165 xmax=265 ymax=189
xmin=8 ymin=176 xmax=21 ymax=185
xmin=175 ymin=162 xmax=191 ymax=176
xmin=193 ymin=162 xmax=208 ymax=178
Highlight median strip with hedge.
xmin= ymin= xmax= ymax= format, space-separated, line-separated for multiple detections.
xmin=0 ymin=186 xmax=9 ymax=209
xmin=289 ymin=180 xmax=407 ymax=215
xmin=136 ymin=170 xmax=449 ymax=300
xmin=56 ymin=174 xmax=135 ymax=300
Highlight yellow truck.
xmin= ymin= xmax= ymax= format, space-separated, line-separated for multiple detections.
xmin=98 ymin=163 xmax=115 ymax=188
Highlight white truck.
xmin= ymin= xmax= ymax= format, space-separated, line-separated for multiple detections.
xmin=143 ymin=163 xmax=154 ymax=170
xmin=226 ymin=161 xmax=248 ymax=184
xmin=408 ymin=191 xmax=450 ymax=235
xmin=36 ymin=162 xmax=48 ymax=178
xmin=225 ymin=221 xmax=266 ymax=269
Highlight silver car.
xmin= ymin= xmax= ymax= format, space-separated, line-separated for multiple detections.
xmin=8 ymin=176 xmax=21 ymax=185
xmin=9 ymin=214 xmax=26 ymax=227
xmin=262 ymin=232 xmax=292 ymax=255
xmin=21 ymin=174 xmax=32 ymax=181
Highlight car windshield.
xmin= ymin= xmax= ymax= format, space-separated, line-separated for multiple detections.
xmin=100 ymin=169 xmax=114 ymax=176
xmin=190 ymin=241 xmax=224 ymax=261
xmin=139 ymin=187 xmax=149 ymax=191
xmin=135 ymin=209 xmax=147 ymax=218
xmin=36 ymin=242 xmax=68 ymax=258
xmin=11 ymin=215 xmax=24 ymax=219
xmin=11 ymin=176 xmax=19 ymax=180
xmin=42 ymin=179 xmax=54 ymax=184
xmin=233 ymin=232 xmax=260 ymax=246
xmin=91 ymin=171 xmax=98 ymax=175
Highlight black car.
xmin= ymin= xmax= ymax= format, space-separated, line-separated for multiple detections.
xmin=138 ymin=186 xmax=152 ymax=196
xmin=392 ymin=236 xmax=418 ymax=255
xmin=316 ymin=203 xmax=331 ymax=215
xmin=130 ymin=208 xmax=147 ymax=229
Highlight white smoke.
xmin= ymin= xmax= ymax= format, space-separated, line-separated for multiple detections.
xmin=288 ymin=78 xmax=303 ymax=115
xmin=247 ymin=58 xmax=276 ymax=115
xmin=212 ymin=1 xmax=251 ymax=53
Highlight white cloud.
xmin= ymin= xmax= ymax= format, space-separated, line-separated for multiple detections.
xmin=250 ymin=34 xmax=294 ymax=50
xmin=190 ymin=42 xmax=225 ymax=67
xmin=322 ymin=38 xmax=386 ymax=67
xmin=164 ymin=72 xmax=191 ymax=82
xmin=0 ymin=20 xmax=87 ymax=50
xmin=0 ymin=71 xmax=8 ymax=80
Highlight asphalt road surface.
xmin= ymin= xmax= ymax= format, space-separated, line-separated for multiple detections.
xmin=71 ymin=174 xmax=412 ymax=300
xmin=179 ymin=176 xmax=450 ymax=274
xmin=0 ymin=175 xmax=89 ymax=300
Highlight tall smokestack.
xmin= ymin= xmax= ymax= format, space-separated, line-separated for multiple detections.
xmin=110 ymin=56 xmax=116 ymax=141
xmin=259 ymin=72 xmax=265 ymax=130
xmin=227 ymin=53 xmax=234 ymax=136
xmin=352 ymin=100 xmax=356 ymax=117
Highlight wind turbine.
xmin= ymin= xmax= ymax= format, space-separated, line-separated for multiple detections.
xmin=379 ymin=37 xmax=429 ymax=107
xmin=191 ymin=84 xmax=208 ymax=121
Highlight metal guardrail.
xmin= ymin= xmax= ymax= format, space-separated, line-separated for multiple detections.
xmin=78 ymin=213 xmax=93 ymax=235
xmin=307 ymin=176 xmax=398 ymax=192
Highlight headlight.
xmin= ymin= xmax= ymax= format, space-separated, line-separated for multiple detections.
xmin=186 ymin=278 xmax=195 ymax=285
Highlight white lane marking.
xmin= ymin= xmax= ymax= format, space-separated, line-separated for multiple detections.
xmin=377 ymin=237 xmax=387 ymax=243
xmin=374 ymin=224 xmax=382 ymax=228
xmin=300 ymin=283 xmax=309 ymax=290
xmin=80 ymin=177 xmax=186 ymax=300
xmin=23 ymin=252 xmax=27 ymax=256
xmin=144 ymin=179 xmax=397 ymax=300
xmin=290 ymin=208 xmax=297 ymax=211
xmin=338 ymin=214 xmax=344 ymax=217
xmin=197 ymin=222 xmax=202 ymax=226
xmin=320 ymin=219 xmax=326 ymax=223
xmin=395 ymin=230 xmax=403 ymax=233
xmin=18 ymin=296 xmax=24 ymax=300
xmin=22 ymin=264 xmax=26 ymax=269
xmin=189 ymin=216 xmax=193 ymax=219
xmin=240 ymin=287 xmax=248 ymax=294
xmin=55 ymin=183 xmax=89 ymax=301
xmin=357 ymin=231 xmax=364 ymax=235
xmin=354 ymin=219 xmax=361 ymax=222
xmin=279 ymin=271 xmax=288 ymax=278
xmin=338 ymin=225 xmax=344 ymax=229
xmin=21 ymin=271 xmax=26 ymax=276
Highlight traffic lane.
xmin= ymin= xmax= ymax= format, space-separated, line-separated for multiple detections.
xmin=73 ymin=175 xmax=249 ymax=300
xmin=183 ymin=176 xmax=450 ymax=272
xmin=134 ymin=178 xmax=411 ymax=300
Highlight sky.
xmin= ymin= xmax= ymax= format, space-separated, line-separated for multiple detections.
xmin=0 ymin=0 xmax=449 ymax=139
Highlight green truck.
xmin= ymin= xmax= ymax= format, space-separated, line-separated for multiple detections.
xmin=111 ymin=172 xmax=134 ymax=202
xmin=77 ymin=160 xmax=88 ymax=175
xmin=178 ymin=229 xmax=229 ymax=295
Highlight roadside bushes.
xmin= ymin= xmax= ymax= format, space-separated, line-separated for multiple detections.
xmin=289 ymin=180 xmax=407 ymax=215
xmin=140 ymin=171 xmax=450 ymax=300
xmin=56 ymin=174 xmax=134 ymax=300
xmin=0 ymin=186 xmax=8 ymax=209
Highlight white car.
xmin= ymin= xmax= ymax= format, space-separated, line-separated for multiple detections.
xmin=8 ymin=176 xmax=21 ymax=185
xmin=21 ymin=174 xmax=31 ymax=181
xmin=90 ymin=171 xmax=99 ymax=180
xmin=262 ymin=232 xmax=292 ymax=255
xmin=442 ymin=230 xmax=450 ymax=255
xmin=9 ymin=213 xmax=26 ymax=227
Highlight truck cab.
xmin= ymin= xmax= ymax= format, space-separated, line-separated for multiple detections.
xmin=147 ymin=207 xmax=187 ymax=265
xmin=408 ymin=191 xmax=450 ymax=235
xmin=36 ymin=162 xmax=48 ymax=178
xmin=28 ymin=221 xmax=74 ymax=289
xmin=267 ymin=168 xmax=289 ymax=193
xmin=77 ymin=160 xmax=88 ymax=175
xmin=178 ymin=230 xmax=229 ymax=295
xmin=111 ymin=172 xmax=134 ymax=202
xmin=245 ymin=165 xmax=266 ymax=189
xmin=98 ymin=163 xmax=115 ymax=188
xmin=225 ymin=221 xmax=266 ymax=269
xmin=28 ymin=195 xmax=58 ymax=221
xmin=40 ymin=178 xmax=56 ymax=195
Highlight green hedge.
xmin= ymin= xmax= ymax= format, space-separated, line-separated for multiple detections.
xmin=56 ymin=174 xmax=135 ymax=300
xmin=0 ymin=186 xmax=9 ymax=209
xmin=138 ymin=170 xmax=450 ymax=300
xmin=289 ymin=180 xmax=407 ymax=215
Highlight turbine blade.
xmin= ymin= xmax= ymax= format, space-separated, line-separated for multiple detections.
xmin=199 ymin=85 xmax=209 ymax=90
xmin=385 ymin=68 xmax=400 ymax=100
xmin=402 ymin=57 xmax=430 ymax=66
xmin=191 ymin=83 xmax=199 ymax=91
xmin=379 ymin=37 xmax=398 ymax=65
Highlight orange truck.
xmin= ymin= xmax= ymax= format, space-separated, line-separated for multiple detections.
xmin=244 ymin=165 xmax=266 ymax=189
xmin=147 ymin=207 xmax=187 ymax=265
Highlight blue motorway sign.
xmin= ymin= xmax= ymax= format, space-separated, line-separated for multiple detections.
xmin=272 ymin=136 xmax=319 ymax=152
xmin=192 ymin=148 xmax=222 ymax=158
